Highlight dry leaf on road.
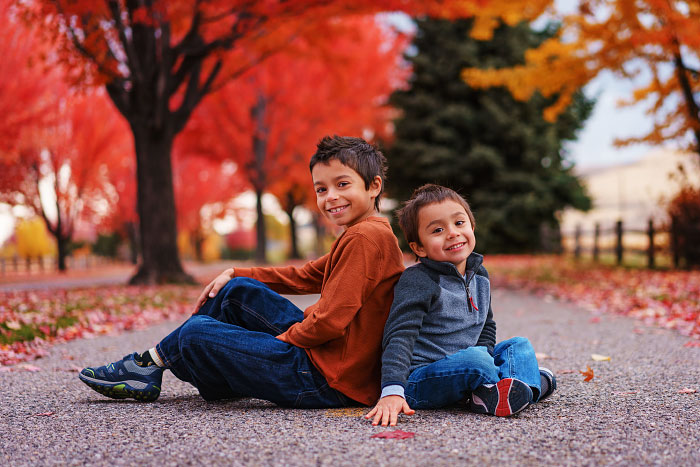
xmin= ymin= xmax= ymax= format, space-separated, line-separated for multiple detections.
xmin=370 ymin=430 xmax=415 ymax=440
xmin=580 ymin=365 xmax=594 ymax=382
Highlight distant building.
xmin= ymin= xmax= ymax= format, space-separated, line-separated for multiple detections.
xmin=561 ymin=149 xmax=700 ymax=234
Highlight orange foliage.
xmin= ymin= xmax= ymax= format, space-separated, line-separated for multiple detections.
xmin=463 ymin=0 xmax=700 ymax=154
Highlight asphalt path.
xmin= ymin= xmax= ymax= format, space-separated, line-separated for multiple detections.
xmin=1 ymin=289 xmax=699 ymax=466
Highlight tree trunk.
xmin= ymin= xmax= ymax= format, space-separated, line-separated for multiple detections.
xmin=56 ymin=233 xmax=68 ymax=272
xmin=254 ymin=188 xmax=267 ymax=263
xmin=312 ymin=213 xmax=326 ymax=257
xmin=673 ymin=51 xmax=700 ymax=156
xmin=128 ymin=127 xmax=193 ymax=284
xmin=251 ymin=93 xmax=269 ymax=264
xmin=284 ymin=194 xmax=301 ymax=260
xmin=193 ymin=227 xmax=204 ymax=262
xmin=125 ymin=221 xmax=139 ymax=265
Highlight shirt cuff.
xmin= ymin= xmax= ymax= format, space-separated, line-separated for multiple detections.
xmin=380 ymin=384 xmax=405 ymax=399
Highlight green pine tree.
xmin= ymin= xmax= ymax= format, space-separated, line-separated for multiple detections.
xmin=386 ymin=18 xmax=592 ymax=253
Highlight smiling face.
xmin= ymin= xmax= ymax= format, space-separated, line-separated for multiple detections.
xmin=409 ymin=200 xmax=476 ymax=275
xmin=311 ymin=159 xmax=382 ymax=229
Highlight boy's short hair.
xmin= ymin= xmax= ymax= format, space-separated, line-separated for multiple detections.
xmin=397 ymin=184 xmax=476 ymax=246
xmin=310 ymin=135 xmax=387 ymax=210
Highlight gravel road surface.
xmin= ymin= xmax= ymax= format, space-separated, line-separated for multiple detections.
xmin=2 ymin=290 xmax=699 ymax=466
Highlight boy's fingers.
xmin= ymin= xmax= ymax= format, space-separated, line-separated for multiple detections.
xmin=372 ymin=410 xmax=382 ymax=426
xmin=381 ymin=410 xmax=390 ymax=427
xmin=403 ymin=402 xmax=415 ymax=415
xmin=390 ymin=410 xmax=398 ymax=426
xmin=365 ymin=407 xmax=377 ymax=419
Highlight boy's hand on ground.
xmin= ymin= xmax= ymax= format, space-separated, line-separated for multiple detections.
xmin=193 ymin=268 xmax=235 ymax=314
xmin=365 ymin=395 xmax=415 ymax=427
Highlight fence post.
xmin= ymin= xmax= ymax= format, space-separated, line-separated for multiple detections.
xmin=647 ymin=218 xmax=655 ymax=269
xmin=671 ymin=216 xmax=680 ymax=268
xmin=615 ymin=220 xmax=623 ymax=265
xmin=574 ymin=224 xmax=582 ymax=259
xmin=593 ymin=223 xmax=600 ymax=262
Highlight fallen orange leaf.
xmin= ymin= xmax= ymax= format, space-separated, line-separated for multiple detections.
xmin=677 ymin=388 xmax=697 ymax=394
xmin=580 ymin=365 xmax=594 ymax=382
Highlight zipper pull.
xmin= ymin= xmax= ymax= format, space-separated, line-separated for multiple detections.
xmin=467 ymin=290 xmax=479 ymax=311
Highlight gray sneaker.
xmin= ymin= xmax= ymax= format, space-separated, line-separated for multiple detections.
xmin=79 ymin=352 xmax=163 ymax=402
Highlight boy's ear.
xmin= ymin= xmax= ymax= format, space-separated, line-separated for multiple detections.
xmin=408 ymin=241 xmax=427 ymax=258
xmin=368 ymin=176 xmax=382 ymax=198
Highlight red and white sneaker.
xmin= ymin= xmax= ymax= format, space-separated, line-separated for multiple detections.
xmin=469 ymin=378 xmax=533 ymax=417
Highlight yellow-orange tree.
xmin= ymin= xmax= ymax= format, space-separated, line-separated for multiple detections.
xmin=24 ymin=0 xmax=548 ymax=284
xmin=463 ymin=0 xmax=700 ymax=156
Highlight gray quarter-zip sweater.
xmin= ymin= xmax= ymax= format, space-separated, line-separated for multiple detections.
xmin=380 ymin=253 xmax=496 ymax=396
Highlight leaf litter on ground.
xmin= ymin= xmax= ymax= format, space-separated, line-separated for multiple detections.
xmin=487 ymin=255 xmax=700 ymax=344
xmin=1 ymin=284 xmax=199 ymax=366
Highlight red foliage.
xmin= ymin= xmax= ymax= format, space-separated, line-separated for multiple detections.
xmin=487 ymin=255 xmax=700 ymax=343
xmin=0 ymin=285 xmax=199 ymax=366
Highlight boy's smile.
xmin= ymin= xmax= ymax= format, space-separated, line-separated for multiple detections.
xmin=312 ymin=159 xmax=382 ymax=229
xmin=409 ymin=200 xmax=476 ymax=275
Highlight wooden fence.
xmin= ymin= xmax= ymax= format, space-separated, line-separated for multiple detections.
xmin=0 ymin=255 xmax=116 ymax=276
xmin=562 ymin=218 xmax=686 ymax=269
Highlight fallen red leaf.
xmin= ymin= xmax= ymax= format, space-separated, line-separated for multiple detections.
xmin=559 ymin=369 xmax=576 ymax=374
xmin=677 ymin=388 xmax=697 ymax=394
xmin=683 ymin=341 xmax=700 ymax=348
xmin=370 ymin=430 xmax=415 ymax=440
xmin=589 ymin=316 xmax=601 ymax=323
xmin=580 ymin=365 xmax=594 ymax=382
xmin=33 ymin=412 xmax=55 ymax=417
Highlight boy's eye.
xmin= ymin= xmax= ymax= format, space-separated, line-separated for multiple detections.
xmin=456 ymin=220 xmax=465 ymax=226
xmin=315 ymin=187 xmax=327 ymax=194
xmin=432 ymin=227 xmax=444 ymax=234
xmin=338 ymin=181 xmax=349 ymax=187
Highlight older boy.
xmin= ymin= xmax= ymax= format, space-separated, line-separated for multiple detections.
xmin=79 ymin=136 xmax=404 ymax=407
xmin=366 ymin=184 xmax=556 ymax=426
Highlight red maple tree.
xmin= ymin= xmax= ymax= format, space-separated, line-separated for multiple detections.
xmin=181 ymin=16 xmax=408 ymax=261
xmin=0 ymin=88 xmax=132 ymax=271
xmin=25 ymin=0 xmax=515 ymax=283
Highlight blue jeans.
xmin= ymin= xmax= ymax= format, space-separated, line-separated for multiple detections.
xmin=405 ymin=337 xmax=542 ymax=409
xmin=155 ymin=277 xmax=353 ymax=408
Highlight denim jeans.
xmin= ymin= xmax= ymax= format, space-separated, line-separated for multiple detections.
xmin=404 ymin=337 xmax=542 ymax=409
xmin=156 ymin=277 xmax=353 ymax=408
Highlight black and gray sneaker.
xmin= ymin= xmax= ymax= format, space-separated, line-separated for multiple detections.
xmin=469 ymin=378 xmax=532 ymax=417
xmin=538 ymin=367 xmax=557 ymax=401
xmin=79 ymin=353 xmax=163 ymax=402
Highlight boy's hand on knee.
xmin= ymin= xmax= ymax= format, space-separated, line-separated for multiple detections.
xmin=193 ymin=268 xmax=235 ymax=314
xmin=365 ymin=395 xmax=415 ymax=427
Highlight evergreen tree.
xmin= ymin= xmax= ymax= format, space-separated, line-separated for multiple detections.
xmin=387 ymin=18 xmax=593 ymax=253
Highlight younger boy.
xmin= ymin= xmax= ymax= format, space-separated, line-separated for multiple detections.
xmin=79 ymin=136 xmax=405 ymax=408
xmin=366 ymin=184 xmax=556 ymax=426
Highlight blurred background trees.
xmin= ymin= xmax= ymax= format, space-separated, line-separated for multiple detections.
xmin=386 ymin=18 xmax=593 ymax=253
xmin=2 ymin=0 xmax=699 ymax=275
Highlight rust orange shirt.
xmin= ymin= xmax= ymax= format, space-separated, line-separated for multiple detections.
xmin=233 ymin=216 xmax=404 ymax=405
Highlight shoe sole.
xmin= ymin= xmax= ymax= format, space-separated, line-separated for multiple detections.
xmin=471 ymin=378 xmax=531 ymax=417
xmin=79 ymin=373 xmax=160 ymax=402
xmin=539 ymin=367 xmax=557 ymax=401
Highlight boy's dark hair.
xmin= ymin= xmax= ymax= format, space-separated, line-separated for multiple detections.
xmin=310 ymin=135 xmax=387 ymax=210
xmin=397 ymin=184 xmax=476 ymax=246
